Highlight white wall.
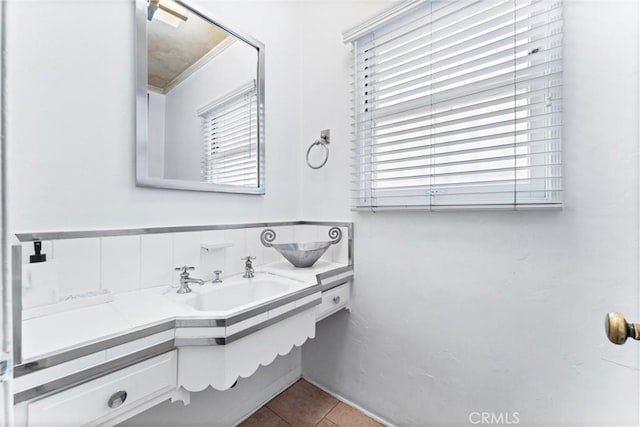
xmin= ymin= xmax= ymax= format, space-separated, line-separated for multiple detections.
xmin=6 ymin=0 xmax=302 ymax=234
xmin=300 ymin=1 xmax=640 ymax=426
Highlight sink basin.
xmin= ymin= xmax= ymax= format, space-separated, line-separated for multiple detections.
xmin=177 ymin=273 xmax=305 ymax=313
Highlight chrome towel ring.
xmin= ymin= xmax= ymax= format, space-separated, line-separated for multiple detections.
xmin=306 ymin=129 xmax=330 ymax=169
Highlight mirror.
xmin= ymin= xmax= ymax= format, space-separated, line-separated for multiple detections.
xmin=136 ymin=0 xmax=265 ymax=194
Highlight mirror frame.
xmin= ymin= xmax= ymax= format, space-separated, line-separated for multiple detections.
xmin=135 ymin=0 xmax=266 ymax=194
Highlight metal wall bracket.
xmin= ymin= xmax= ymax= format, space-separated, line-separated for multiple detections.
xmin=320 ymin=129 xmax=330 ymax=144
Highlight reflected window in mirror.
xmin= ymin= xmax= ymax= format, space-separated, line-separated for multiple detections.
xmin=200 ymin=81 xmax=258 ymax=187
xmin=137 ymin=0 xmax=265 ymax=194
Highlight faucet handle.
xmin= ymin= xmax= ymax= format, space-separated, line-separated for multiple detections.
xmin=175 ymin=266 xmax=195 ymax=275
xmin=213 ymin=270 xmax=223 ymax=283
xmin=242 ymin=257 xmax=256 ymax=279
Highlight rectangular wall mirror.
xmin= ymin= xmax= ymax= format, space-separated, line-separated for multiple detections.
xmin=136 ymin=0 xmax=265 ymax=194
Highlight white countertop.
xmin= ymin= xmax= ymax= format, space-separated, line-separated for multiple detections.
xmin=257 ymin=260 xmax=342 ymax=283
xmin=21 ymin=261 xmax=348 ymax=362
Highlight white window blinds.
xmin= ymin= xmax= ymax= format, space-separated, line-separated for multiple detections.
xmin=348 ymin=0 xmax=563 ymax=210
xmin=200 ymin=81 xmax=258 ymax=187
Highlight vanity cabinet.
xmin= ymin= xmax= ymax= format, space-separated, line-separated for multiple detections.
xmin=317 ymin=284 xmax=351 ymax=321
xmin=26 ymin=351 xmax=177 ymax=427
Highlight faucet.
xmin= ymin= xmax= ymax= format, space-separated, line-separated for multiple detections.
xmin=174 ymin=266 xmax=204 ymax=294
xmin=242 ymin=256 xmax=256 ymax=279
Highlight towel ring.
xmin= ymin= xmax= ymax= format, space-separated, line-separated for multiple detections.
xmin=306 ymin=140 xmax=329 ymax=169
xmin=306 ymin=129 xmax=330 ymax=170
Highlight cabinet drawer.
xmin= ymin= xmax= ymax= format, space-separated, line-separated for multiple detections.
xmin=28 ymin=350 xmax=177 ymax=427
xmin=317 ymin=283 xmax=350 ymax=321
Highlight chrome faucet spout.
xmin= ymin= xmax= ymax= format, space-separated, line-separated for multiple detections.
xmin=175 ymin=266 xmax=204 ymax=294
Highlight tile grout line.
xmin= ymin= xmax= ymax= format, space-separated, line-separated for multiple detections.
xmin=137 ymin=235 xmax=142 ymax=290
xmin=315 ymin=399 xmax=341 ymax=426
xmin=265 ymin=402 xmax=291 ymax=425
xmin=264 ymin=379 xmax=300 ymax=424
xmin=265 ymin=406 xmax=292 ymax=427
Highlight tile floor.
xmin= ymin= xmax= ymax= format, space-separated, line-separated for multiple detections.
xmin=239 ymin=379 xmax=382 ymax=427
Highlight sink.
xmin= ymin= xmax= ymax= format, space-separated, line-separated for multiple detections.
xmin=166 ymin=271 xmax=319 ymax=392
xmin=176 ymin=273 xmax=306 ymax=313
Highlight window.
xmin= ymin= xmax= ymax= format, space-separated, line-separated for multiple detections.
xmin=200 ymin=81 xmax=258 ymax=187
xmin=346 ymin=0 xmax=563 ymax=210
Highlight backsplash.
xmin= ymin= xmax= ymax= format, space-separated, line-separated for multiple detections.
xmin=18 ymin=223 xmax=350 ymax=308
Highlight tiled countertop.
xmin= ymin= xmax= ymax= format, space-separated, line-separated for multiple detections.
xmin=21 ymin=261 xmax=349 ymax=363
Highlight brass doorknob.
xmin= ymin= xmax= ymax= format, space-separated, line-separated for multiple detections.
xmin=605 ymin=312 xmax=640 ymax=345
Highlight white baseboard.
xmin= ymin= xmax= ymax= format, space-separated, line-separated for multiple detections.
xmin=302 ymin=376 xmax=397 ymax=427
xmin=232 ymin=371 xmax=302 ymax=426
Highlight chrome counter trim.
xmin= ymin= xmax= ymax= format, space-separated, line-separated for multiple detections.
xmin=174 ymin=338 xmax=224 ymax=346
xmin=13 ymin=340 xmax=175 ymax=403
xmin=175 ymin=284 xmax=321 ymax=328
xmin=320 ymin=277 xmax=353 ymax=292
xmin=174 ymin=319 xmax=226 ymax=328
xmin=14 ymin=321 xmax=175 ymax=377
xmin=316 ymin=265 xmax=353 ymax=282
xmin=12 ymin=245 xmax=22 ymax=365
xmin=225 ymin=299 xmax=320 ymax=344
xmin=316 ymin=265 xmax=353 ymax=291
xmin=15 ymin=221 xmax=352 ymax=243
xmin=175 ymin=298 xmax=320 ymax=346
xmin=348 ymin=223 xmax=354 ymax=266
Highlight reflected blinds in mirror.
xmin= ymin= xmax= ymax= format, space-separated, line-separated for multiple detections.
xmin=200 ymin=81 xmax=258 ymax=187
xmin=350 ymin=0 xmax=563 ymax=210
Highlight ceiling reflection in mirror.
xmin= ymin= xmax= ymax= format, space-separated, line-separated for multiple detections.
xmin=138 ymin=0 xmax=264 ymax=193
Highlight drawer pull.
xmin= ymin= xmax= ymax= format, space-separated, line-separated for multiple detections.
xmin=107 ymin=390 xmax=128 ymax=409
xmin=332 ymin=296 xmax=341 ymax=304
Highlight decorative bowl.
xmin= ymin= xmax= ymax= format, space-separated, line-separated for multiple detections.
xmin=260 ymin=227 xmax=342 ymax=268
